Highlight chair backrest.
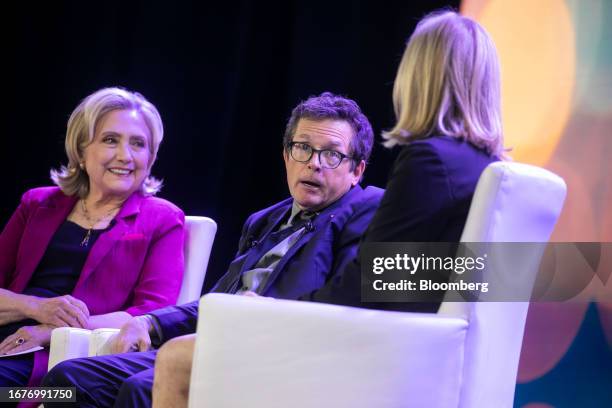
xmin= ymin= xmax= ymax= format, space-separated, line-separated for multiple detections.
xmin=177 ymin=216 xmax=217 ymax=304
xmin=438 ymin=162 xmax=566 ymax=408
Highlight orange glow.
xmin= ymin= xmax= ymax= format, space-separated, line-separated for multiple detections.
xmin=461 ymin=0 xmax=575 ymax=165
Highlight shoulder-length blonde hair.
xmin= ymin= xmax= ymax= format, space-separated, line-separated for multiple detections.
xmin=51 ymin=87 xmax=165 ymax=198
xmin=383 ymin=10 xmax=505 ymax=157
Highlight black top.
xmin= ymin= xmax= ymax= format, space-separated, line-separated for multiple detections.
xmin=365 ymin=135 xmax=498 ymax=243
xmin=0 ymin=221 xmax=106 ymax=341
xmin=310 ymin=136 xmax=499 ymax=312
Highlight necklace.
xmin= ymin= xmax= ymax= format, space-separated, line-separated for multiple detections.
xmin=80 ymin=199 xmax=121 ymax=247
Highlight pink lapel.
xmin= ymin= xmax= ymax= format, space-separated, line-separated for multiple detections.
xmin=9 ymin=192 xmax=77 ymax=293
xmin=75 ymin=192 xmax=143 ymax=287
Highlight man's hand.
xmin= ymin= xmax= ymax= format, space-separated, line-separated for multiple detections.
xmin=23 ymin=295 xmax=90 ymax=328
xmin=110 ymin=316 xmax=154 ymax=354
xmin=0 ymin=324 xmax=54 ymax=355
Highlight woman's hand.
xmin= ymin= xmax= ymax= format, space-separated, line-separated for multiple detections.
xmin=23 ymin=295 xmax=90 ymax=328
xmin=0 ymin=310 xmax=27 ymax=325
xmin=0 ymin=324 xmax=54 ymax=355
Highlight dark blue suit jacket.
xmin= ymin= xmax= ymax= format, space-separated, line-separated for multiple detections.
xmin=310 ymin=136 xmax=499 ymax=312
xmin=150 ymin=185 xmax=383 ymax=341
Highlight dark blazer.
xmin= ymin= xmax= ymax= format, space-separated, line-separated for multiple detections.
xmin=150 ymin=185 xmax=383 ymax=341
xmin=309 ymin=135 xmax=499 ymax=312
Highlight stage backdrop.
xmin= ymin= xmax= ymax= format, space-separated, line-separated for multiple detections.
xmin=462 ymin=0 xmax=612 ymax=406
xmin=2 ymin=0 xmax=457 ymax=290
xmin=1 ymin=1 xmax=609 ymax=406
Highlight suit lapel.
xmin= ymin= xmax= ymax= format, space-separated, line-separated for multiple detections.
xmin=12 ymin=194 xmax=77 ymax=292
xmin=258 ymin=214 xmax=326 ymax=294
xmin=265 ymin=227 xmax=313 ymax=280
xmin=75 ymin=192 xmax=142 ymax=287
xmin=240 ymin=205 xmax=291 ymax=272
xmin=259 ymin=185 xmax=363 ymax=294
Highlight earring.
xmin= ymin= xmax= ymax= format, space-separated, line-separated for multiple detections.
xmin=79 ymin=162 xmax=85 ymax=170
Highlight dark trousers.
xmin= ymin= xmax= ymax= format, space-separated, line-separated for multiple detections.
xmin=0 ymin=354 xmax=33 ymax=386
xmin=0 ymin=354 xmax=34 ymax=408
xmin=42 ymin=350 xmax=157 ymax=408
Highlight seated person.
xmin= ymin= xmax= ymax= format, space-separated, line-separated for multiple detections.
xmin=310 ymin=10 xmax=504 ymax=312
xmin=43 ymin=92 xmax=383 ymax=408
xmin=0 ymin=87 xmax=185 ymax=391
xmin=122 ymin=11 xmax=508 ymax=407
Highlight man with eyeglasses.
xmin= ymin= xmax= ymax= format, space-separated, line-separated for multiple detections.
xmin=43 ymin=92 xmax=383 ymax=408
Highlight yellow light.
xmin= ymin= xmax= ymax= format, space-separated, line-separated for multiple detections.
xmin=462 ymin=0 xmax=575 ymax=165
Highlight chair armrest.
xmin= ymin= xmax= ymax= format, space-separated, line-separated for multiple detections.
xmin=189 ymin=294 xmax=469 ymax=408
xmin=88 ymin=328 xmax=121 ymax=356
xmin=48 ymin=327 xmax=121 ymax=370
xmin=48 ymin=328 xmax=92 ymax=370
xmin=178 ymin=216 xmax=217 ymax=304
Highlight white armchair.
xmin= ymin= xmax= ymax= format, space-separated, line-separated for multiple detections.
xmin=177 ymin=216 xmax=219 ymax=305
xmin=48 ymin=215 xmax=217 ymax=370
xmin=188 ymin=162 xmax=567 ymax=408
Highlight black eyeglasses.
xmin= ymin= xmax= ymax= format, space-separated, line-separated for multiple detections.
xmin=286 ymin=141 xmax=354 ymax=169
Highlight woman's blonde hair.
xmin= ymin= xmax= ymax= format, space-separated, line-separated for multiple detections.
xmin=383 ymin=10 xmax=505 ymax=157
xmin=51 ymin=87 xmax=164 ymax=197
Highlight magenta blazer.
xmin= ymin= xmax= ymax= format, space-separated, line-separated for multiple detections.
xmin=0 ymin=186 xmax=185 ymax=391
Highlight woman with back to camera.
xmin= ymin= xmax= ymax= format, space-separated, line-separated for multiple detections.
xmin=0 ymin=87 xmax=185 ymax=388
xmin=310 ymin=10 xmax=505 ymax=311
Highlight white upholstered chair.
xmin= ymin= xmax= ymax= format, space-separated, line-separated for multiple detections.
xmin=187 ymin=162 xmax=566 ymax=408
xmin=176 ymin=216 xmax=218 ymax=305
xmin=48 ymin=215 xmax=217 ymax=370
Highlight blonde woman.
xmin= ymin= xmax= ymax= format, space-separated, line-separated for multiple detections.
xmin=370 ymin=10 xmax=503 ymax=243
xmin=312 ymin=10 xmax=504 ymax=312
xmin=0 ymin=87 xmax=184 ymax=388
